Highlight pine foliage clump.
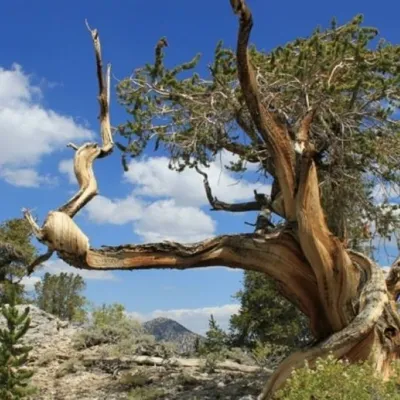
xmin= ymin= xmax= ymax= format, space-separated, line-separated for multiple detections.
xmin=0 ymin=285 xmax=34 ymax=399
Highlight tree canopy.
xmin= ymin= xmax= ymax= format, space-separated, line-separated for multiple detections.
xmin=116 ymin=14 xmax=400 ymax=254
xmin=0 ymin=219 xmax=37 ymax=281
xmin=0 ymin=219 xmax=38 ymax=304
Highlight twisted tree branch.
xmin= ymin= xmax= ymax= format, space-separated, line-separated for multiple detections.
xmin=85 ymin=20 xmax=113 ymax=156
xmin=385 ymin=256 xmax=400 ymax=302
xmin=230 ymin=0 xmax=296 ymax=220
xmin=195 ymin=166 xmax=269 ymax=212
xmin=260 ymin=252 xmax=389 ymax=399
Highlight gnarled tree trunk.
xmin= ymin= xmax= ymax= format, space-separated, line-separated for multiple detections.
xmin=23 ymin=3 xmax=400 ymax=399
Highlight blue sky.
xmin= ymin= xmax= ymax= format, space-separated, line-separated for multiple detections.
xmin=1 ymin=0 xmax=399 ymax=334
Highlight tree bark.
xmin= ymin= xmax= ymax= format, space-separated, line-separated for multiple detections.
xmin=23 ymin=4 xmax=400 ymax=399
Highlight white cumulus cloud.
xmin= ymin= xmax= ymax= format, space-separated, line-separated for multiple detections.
xmin=20 ymin=276 xmax=41 ymax=292
xmin=125 ymin=155 xmax=271 ymax=207
xmin=86 ymin=196 xmax=215 ymax=243
xmin=85 ymin=153 xmax=269 ymax=242
xmin=58 ymin=159 xmax=75 ymax=184
xmin=86 ymin=195 xmax=143 ymax=225
xmin=135 ymin=199 xmax=216 ymax=243
xmin=0 ymin=64 xmax=93 ymax=187
xmin=0 ymin=167 xmax=56 ymax=187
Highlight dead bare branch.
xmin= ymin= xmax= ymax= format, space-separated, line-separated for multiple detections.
xmin=86 ymin=20 xmax=113 ymax=155
xmin=195 ymin=166 xmax=268 ymax=212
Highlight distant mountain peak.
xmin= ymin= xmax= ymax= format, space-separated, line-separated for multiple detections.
xmin=143 ymin=317 xmax=203 ymax=354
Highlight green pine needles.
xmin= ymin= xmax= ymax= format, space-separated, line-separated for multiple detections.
xmin=0 ymin=285 xmax=34 ymax=399
xmin=117 ymin=14 xmax=400 ymax=255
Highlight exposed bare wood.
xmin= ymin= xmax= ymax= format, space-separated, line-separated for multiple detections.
xmin=67 ymin=142 xmax=79 ymax=151
xmin=85 ymin=20 xmax=113 ymax=156
xmin=26 ymin=202 xmax=327 ymax=338
xmin=58 ymin=144 xmax=102 ymax=217
xmin=295 ymin=109 xmax=316 ymax=154
xmin=56 ymin=23 xmax=114 ymax=218
xmin=260 ymin=254 xmax=389 ymax=398
xmin=386 ymin=256 xmax=400 ymax=301
xmin=22 ymin=209 xmax=45 ymax=242
xmin=230 ymin=0 xmax=296 ymax=220
xmin=296 ymin=153 xmax=359 ymax=330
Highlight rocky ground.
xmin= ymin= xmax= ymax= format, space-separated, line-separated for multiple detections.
xmin=0 ymin=306 xmax=271 ymax=399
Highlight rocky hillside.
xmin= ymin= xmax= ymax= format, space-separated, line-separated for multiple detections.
xmin=0 ymin=305 xmax=269 ymax=399
xmin=143 ymin=317 xmax=204 ymax=354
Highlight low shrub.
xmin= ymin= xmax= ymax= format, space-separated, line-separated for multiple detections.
xmin=251 ymin=341 xmax=289 ymax=369
xmin=275 ymin=354 xmax=400 ymax=400
xmin=176 ymin=372 xmax=200 ymax=387
xmin=128 ymin=387 xmax=165 ymax=400
xmin=225 ymin=347 xmax=254 ymax=365
xmin=73 ymin=303 xmax=148 ymax=350
xmin=119 ymin=371 xmax=152 ymax=388
xmin=200 ymin=351 xmax=224 ymax=374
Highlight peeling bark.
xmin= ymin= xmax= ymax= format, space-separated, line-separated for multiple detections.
xmin=22 ymin=4 xmax=400 ymax=399
xmin=386 ymin=256 xmax=400 ymax=302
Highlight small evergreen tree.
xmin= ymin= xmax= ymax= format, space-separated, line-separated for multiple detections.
xmin=34 ymin=272 xmax=87 ymax=322
xmin=0 ymin=284 xmax=34 ymax=399
xmin=203 ymin=314 xmax=227 ymax=354
xmin=230 ymin=271 xmax=311 ymax=350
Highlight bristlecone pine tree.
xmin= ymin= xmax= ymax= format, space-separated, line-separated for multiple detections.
xmin=0 ymin=285 xmax=33 ymax=399
xmin=21 ymin=1 xmax=399 ymax=397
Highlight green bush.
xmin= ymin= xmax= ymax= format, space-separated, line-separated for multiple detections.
xmin=225 ymin=347 xmax=254 ymax=365
xmin=176 ymin=372 xmax=200 ymax=388
xmin=119 ymin=371 xmax=152 ymax=388
xmin=128 ymin=387 xmax=165 ymax=400
xmin=200 ymin=352 xmax=223 ymax=374
xmin=251 ymin=341 xmax=289 ymax=369
xmin=73 ymin=303 xmax=146 ymax=349
xmin=275 ymin=354 xmax=400 ymax=400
